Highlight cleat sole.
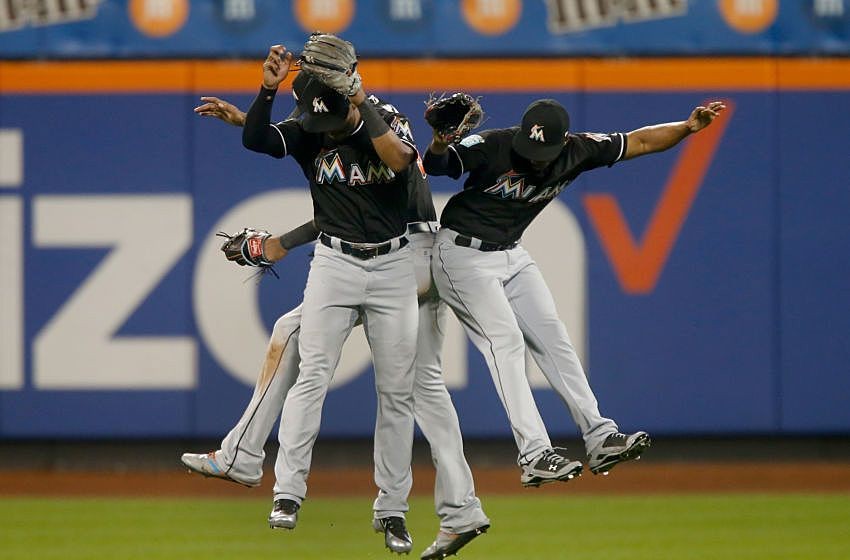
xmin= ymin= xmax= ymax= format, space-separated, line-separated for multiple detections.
xmin=521 ymin=467 xmax=582 ymax=488
xmin=420 ymin=525 xmax=489 ymax=560
xmin=181 ymin=459 xmax=261 ymax=488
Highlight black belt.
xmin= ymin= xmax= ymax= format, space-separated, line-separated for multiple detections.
xmin=406 ymin=222 xmax=439 ymax=235
xmin=453 ymin=234 xmax=519 ymax=252
xmin=319 ymin=232 xmax=408 ymax=260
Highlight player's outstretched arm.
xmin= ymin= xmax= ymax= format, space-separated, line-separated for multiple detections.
xmin=243 ymin=45 xmax=295 ymax=156
xmin=194 ymin=96 xmax=246 ymax=126
xmin=421 ymin=90 xmax=483 ymax=177
xmin=623 ymin=101 xmax=726 ymax=160
xmin=423 ymin=131 xmax=463 ymax=178
xmin=220 ymin=220 xmax=319 ymax=270
xmin=263 ymin=220 xmax=320 ymax=262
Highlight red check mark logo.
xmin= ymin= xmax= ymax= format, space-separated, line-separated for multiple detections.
xmin=583 ymin=101 xmax=733 ymax=294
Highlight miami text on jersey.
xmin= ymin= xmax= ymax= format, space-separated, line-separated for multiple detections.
xmin=315 ymin=151 xmax=397 ymax=186
xmin=528 ymin=179 xmax=572 ymax=203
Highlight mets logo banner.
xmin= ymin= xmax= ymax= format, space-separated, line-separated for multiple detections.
xmin=1 ymin=0 xmax=849 ymax=58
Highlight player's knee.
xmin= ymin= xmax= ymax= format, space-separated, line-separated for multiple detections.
xmin=294 ymin=361 xmax=334 ymax=390
xmin=271 ymin=314 xmax=300 ymax=346
xmin=375 ymin=373 xmax=415 ymax=396
xmin=499 ymin=330 xmax=526 ymax=357
xmin=413 ymin=364 xmax=446 ymax=392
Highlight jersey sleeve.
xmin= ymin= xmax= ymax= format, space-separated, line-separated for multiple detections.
xmin=371 ymin=96 xmax=417 ymax=151
xmin=443 ymin=131 xmax=492 ymax=179
xmin=572 ymin=132 xmax=627 ymax=170
xmin=271 ymin=118 xmax=318 ymax=167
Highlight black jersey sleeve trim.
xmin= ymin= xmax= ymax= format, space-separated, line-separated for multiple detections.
xmin=615 ymin=132 xmax=626 ymax=162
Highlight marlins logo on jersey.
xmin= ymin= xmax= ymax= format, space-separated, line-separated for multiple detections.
xmin=484 ymin=171 xmax=534 ymax=199
xmin=390 ymin=116 xmax=412 ymax=140
xmin=483 ymin=169 xmax=572 ymax=203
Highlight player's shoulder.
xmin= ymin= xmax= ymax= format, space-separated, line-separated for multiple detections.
xmin=570 ymin=131 xmax=627 ymax=145
xmin=367 ymin=95 xmax=415 ymax=141
xmin=566 ymin=131 xmax=627 ymax=166
xmin=368 ymin=95 xmax=407 ymax=119
xmin=458 ymin=127 xmax=514 ymax=149
xmin=484 ymin=127 xmax=517 ymax=141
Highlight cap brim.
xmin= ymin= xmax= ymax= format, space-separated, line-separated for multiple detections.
xmin=301 ymin=112 xmax=348 ymax=133
xmin=511 ymin=131 xmax=564 ymax=162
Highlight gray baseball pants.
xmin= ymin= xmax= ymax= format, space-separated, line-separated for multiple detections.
xmin=432 ymin=227 xmax=618 ymax=465
xmin=216 ymin=231 xmax=488 ymax=531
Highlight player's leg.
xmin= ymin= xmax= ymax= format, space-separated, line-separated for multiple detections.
xmin=415 ymin=293 xmax=491 ymax=556
xmin=432 ymin=230 xmax=578 ymax=487
xmin=361 ymin=247 xmax=419 ymax=553
xmin=272 ymin=245 xmax=362 ymax=518
xmin=181 ymin=305 xmax=303 ymax=487
xmin=504 ymin=250 xmax=650 ymax=474
xmin=407 ymin=231 xmax=488 ymax=532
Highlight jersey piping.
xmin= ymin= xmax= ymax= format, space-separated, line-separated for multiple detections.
xmin=270 ymin=123 xmax=287 ymax=156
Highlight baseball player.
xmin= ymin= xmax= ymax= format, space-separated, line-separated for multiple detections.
xmin=423 ymin=97 xmax=726 ymax=483
xmin=182 ymin=38 xmax=490 ymax=559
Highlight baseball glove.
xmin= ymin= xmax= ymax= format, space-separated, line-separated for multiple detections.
xmin=217 ymin=228 xmax=279 ymax=278
xmin=424 ymin=92 xmax=484 ymax=143
xmin=299 ymin=33 xmax=361 ymax=96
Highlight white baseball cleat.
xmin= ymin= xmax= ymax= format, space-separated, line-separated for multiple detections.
xmin=180 ymin=451 xmax=262 ymax=488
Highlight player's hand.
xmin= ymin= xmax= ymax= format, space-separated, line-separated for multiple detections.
xmin=687 ymin=101 xmax=726 ymax=133
xmin=429 ymin=131 xmax=452 ymax=154
xmin=349 ymin=88 xmax=366 ymax=105
xmin=193 ymin=96 xmax=245 ymax=126
xmin=263 ymin=237 xmax=288 ymax=262
xmin=262 ymin=45 xmax=294 ymax=90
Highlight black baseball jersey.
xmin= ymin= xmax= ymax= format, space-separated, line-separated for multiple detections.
xmin=244 ymin=89 xmax=435 ymax=243
xmin=435 ymin=127 xmax=627 ymax=245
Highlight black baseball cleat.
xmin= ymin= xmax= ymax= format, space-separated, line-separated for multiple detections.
xmin=373 ymin=516 xmax=413 ymax=554
xmin=420 ymin=523 xmax=489 ymax=560
xmin=268 ymin=498 xmax=300 ymax=530
xmin=588 ymin=431 xmax=651 ymax=475
xmin=520 ymin=447 xmax=583 ymax=488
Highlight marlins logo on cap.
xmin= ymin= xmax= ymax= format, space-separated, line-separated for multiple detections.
xmin=529 ymin=124 xmax=545 ymax=142
xmin=292 ymin=72 xmax=350 ymax=133
xmin=312 ymin=97 xmax=329 ymax=113
xmin=512 ymin=99 xmax=570 ymax=162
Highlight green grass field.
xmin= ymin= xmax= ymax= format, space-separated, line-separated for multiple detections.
xmin=2 ymin=494 xmax=848 ymax=559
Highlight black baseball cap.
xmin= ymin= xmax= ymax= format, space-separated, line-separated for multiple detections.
xmin=291 ymin=71 xmax=350 ymax=133
xmin=511 ymin=99 xmax=570 ymax=162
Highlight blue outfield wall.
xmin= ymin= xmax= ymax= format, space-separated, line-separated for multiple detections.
xmin=0 ymin=70 xmax=849 ymax=439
